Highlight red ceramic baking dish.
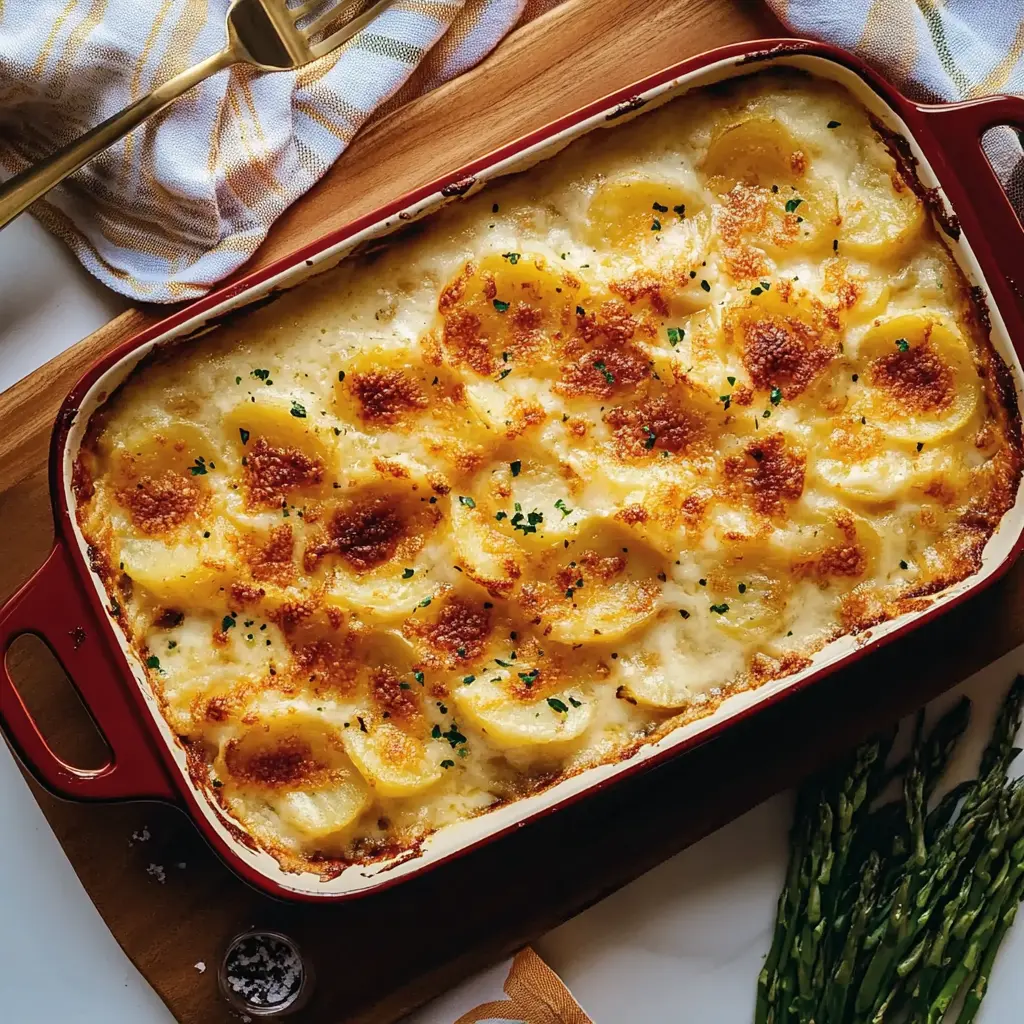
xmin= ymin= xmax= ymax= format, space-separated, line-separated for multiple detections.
xmin=2 ymin=39 xmax=1023 ymax=902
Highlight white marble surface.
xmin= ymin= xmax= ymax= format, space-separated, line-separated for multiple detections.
xmin=0 ymin=218 xmax=1021 ymax=1023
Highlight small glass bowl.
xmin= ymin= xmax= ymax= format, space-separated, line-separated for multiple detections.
xmin=217 ymin=929 xmax=314 ymax=1018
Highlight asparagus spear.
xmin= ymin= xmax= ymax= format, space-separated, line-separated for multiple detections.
xmin=756 ymin=789 xmax=817 ymax=1024
xmin=754 ymin=675 xmax=1023 ymax=1024
xmin=821 ymin=851 xmax=880 ymax=1023
xmin=956 ymin=839 xmax=1024 ymax=1024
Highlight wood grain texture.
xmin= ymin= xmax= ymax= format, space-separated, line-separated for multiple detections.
xmin=1 ymin=2 xmax=1021 ymax=1023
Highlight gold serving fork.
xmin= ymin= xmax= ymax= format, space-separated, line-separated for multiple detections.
xmin=0 ymin=0 xmax=392 ymax=229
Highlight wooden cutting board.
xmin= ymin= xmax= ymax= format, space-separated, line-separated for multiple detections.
xmin=2 ymin=2 xmax=1023 ymax=1022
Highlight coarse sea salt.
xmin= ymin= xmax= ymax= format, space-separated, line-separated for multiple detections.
xmin=223 ymin=934 xmax=303 ymax=1009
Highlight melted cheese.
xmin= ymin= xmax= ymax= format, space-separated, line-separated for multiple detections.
xmin=74 ymin=70 xmax=1022 ymax=875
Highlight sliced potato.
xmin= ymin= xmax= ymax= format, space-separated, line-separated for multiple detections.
xmin=450 ymin=498 xmax=523 ymax=598
xmin=343 ymin=720 xmax=443 ymax=797
xmin=439 ymin=252 xmax=579 ymax=376
xmin=108 ymin=421 xmax=218 ymax=484
xmin=701 ymin=114 xmax=806 ymax=190
xmin=530 ymin=521 xmax=665 ymax=644
xmin=273 ymin=785 xmax=370 ymax=840
xmin=839 ymin=161 xmax=925 ymax=257
xmin=614 ymin=649 xmax=693 ymax=710
xmin=585 ymin=178 xmax=704 ymax=253
xmin=453 ymin=676 xmax=591 ymax=749
xmin=119 ymin=523 xmax=236 ymax=605
xmin=224 ymin=397 xmax=334 ymax=463
xmin=218 ymin=714 xmax=371 ymax=841
xmin=852 ymin=314 xmax=979 ymax=442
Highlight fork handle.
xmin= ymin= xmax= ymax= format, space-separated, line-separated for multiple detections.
xmin=0 ymin=47 xmax=236 ymax=230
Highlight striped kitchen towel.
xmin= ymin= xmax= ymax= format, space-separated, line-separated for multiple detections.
xmin=0 ymin=0 xmax=564 ymax=303
xmin=766 ymin=0 xmax=1024 ymax=213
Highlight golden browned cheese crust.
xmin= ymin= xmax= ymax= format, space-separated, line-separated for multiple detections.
xmin=73 ymin=70 xmax=1022 ymax=875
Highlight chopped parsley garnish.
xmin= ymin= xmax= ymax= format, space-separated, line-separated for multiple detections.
xmin=221 ymin=615 xmax=236 ymax=631
xmin=493 ymin=298 xmax=510 ymax=313
xmin=402 ymin=568 xmax=415 ymax=579
xmin=290 ymin=400 xmax=307 ymax=418
xmin=431 ymin=724 xmax=442 ymax=739
xmin=235 ymin=376 xmax=241 ymax=385
xmin=710 ymin=603 xmax=730 ymax=614
xmin=458 ymin=495 xmax=476 ymax=509
xmin=652 ymin=201 xmax=669 ymax=213
xmin=700 ymin=279 xmax=711 ymax=292
xmin=770 ymin=386 xmax=783 ymax=406
xmin=642 ymin=425 xmax=657 ymax=450
xmin=518 ymin=669 xmax=539 ymax=687
xmin=414 ymin=671 xmax=425 ymax=684
xmin=760 ymin=280 xmax=771 ymax=291
xmin=699 ymin=578 xmax=707 ymax=587
xmin=167 ymin=640 xmax=177 ymax=649
xmin=498 ymin=367 xmax=512 ymax=380
xmin=651 ymin=218 xmax=662 ymax=231
xmin=511 ymin=507 xmax=544 ymax=534
xmin=576 ymin=305 xmax=586 ymax=317
xmin=727 ymin=375 xmax=736 ymax=386
xmin=462 ymin=675 xmax=475 ymax=685
xmin=827 ymin=120 xmax=842 ymax=129
xmin=750 ymin=286 xmax=764 ymax=296
xmin=593 ymin=360 xmax=616 ymax=385
xmin=418 ymin=596 xmax=432 ymax=608
xmin=917 ymin=442 xmax=925 ymax=452
xmin=673 ymin=203 xmax=686 ymax=217
xmin=679 ymin=609 xmax=690 ymax=619
xmin=900 ymin=560 xmax=909 ymax=570
xmin=440 ymin=722 xmax=467 ymax=748
xmin=896 ymin=338 xmax=910 ymax=352
xmin=852 ymin=373 xmax=859 ymax=382
xmin=553 ymin=497 xmax=572 ymax=518
xmin=441 ymin=759 xmax=455 ymax=769
xmin=495 ymin=510 xmax=508 ymax=521
xmin=501 ymin=252 xmax=521 ymax=264
xmin=547 ymin=697 xmax=569 ymax=714
xmin=738 ymin=582 xmax=747 ymax=594
xmin=239 ymin=428 xmax=249 ymax=445
xmin=251 ymin=368 xmax=270 ymax=381
xmin=785 ymin=197 xmax=804 ymax=213
xmin=719 ymin=394 xmax=732 ymax=411
xmin=568 ymin=696 xmax=582 ymax=708
xmin=494 ymin=658 xmax=512 ymax=668
xmin=399 ymin=682 xmax=411 ymax=690
xmin=763 ymin=409 xmax=772 ymax=418
xmin=510 ymin=460 xmax=521 ymax=477
xmin=667 ymin=326 xmax=684 ymax=347
xmin=145 ymin=655 xmax=161 ymax=671
xmin=833 ymin=239 xmax=839 ymax=252
xmin=190 ymin=458 xmax=208 ymax=476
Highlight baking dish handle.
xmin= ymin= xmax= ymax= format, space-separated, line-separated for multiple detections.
xmin=916 ymin=94 xmax=1024 ymax=336
xmin=0 ymin=543 xmax=174 ymax=801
